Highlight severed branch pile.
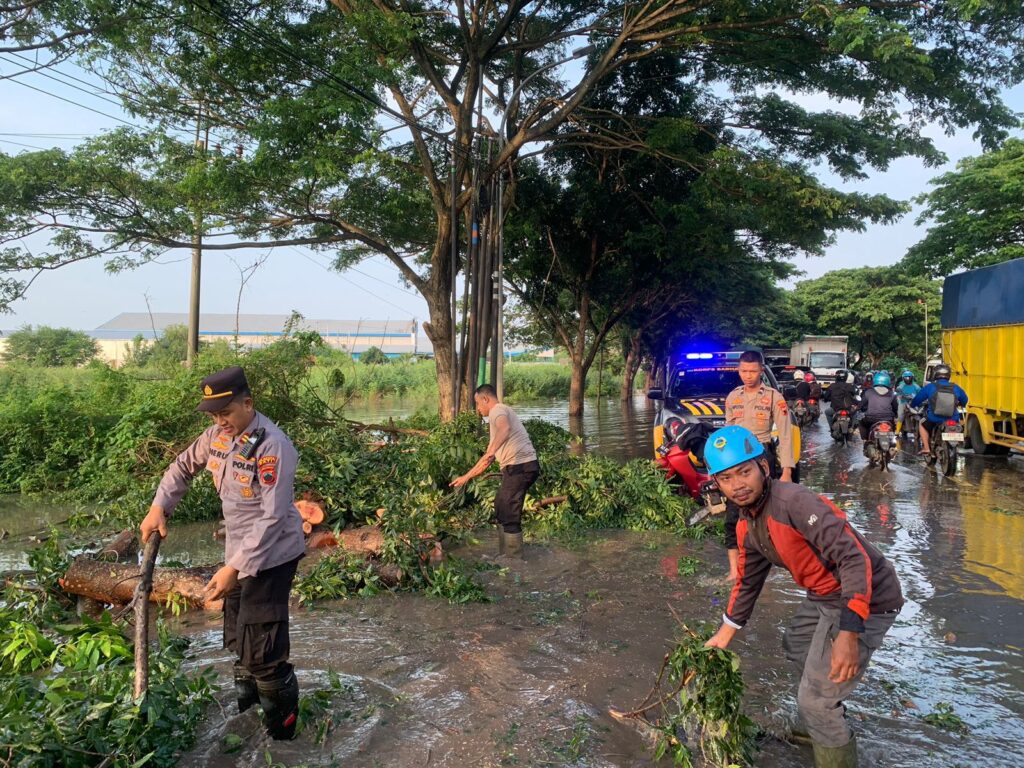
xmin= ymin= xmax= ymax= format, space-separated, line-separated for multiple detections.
xmin=609 ymin=623 xmax=757 ymax=767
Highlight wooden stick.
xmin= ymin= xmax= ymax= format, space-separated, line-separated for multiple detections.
xmin=133 ymin=536 xmax=161 ymax=699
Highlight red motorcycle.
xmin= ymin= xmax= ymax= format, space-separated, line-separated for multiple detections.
xmin=656 ymin=423 xmax=709 ymax=501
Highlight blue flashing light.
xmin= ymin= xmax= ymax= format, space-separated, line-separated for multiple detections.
xmin=685 ymin=353 xmax=715 ymax=359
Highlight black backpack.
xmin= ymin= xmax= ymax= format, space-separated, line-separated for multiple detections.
xmin=929 ymin=381 xmax=958 ymax=419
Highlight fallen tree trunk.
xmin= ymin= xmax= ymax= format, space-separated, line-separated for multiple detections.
xmin=60 ymin=557 xmax=222 ymax=611
xmin=96 ymin=529 xmax=139 ymax=562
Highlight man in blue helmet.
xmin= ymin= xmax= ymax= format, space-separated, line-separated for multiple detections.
xmin=895 ymin=370 xmax=921 ymax=424
xmin=703 ymin=425 xmax=904 ymax=768
xmin=909 ymin=363 xmax=968 ymax=456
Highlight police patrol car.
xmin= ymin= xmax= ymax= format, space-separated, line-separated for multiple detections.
xmin=647 ymin=350 xmax=801 ymax=463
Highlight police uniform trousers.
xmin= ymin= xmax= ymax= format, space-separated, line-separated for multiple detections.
xmin=782 ymin=599 xmax=899 ymax=747
xmin=223 ymin=556 xmax=300 ymax=684
xmin=494 ymin=460 xmax=540 ymax=534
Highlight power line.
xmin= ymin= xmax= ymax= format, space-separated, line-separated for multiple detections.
xmin=0 ymin=72 xmax=139 ymax=127
xmin=291 ymin=247 xmax=419 ymax=317
xmin=0 ymin=137 xmax=49 ymax=151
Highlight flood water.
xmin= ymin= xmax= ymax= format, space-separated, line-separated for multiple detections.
xmin=3 ymin=399 xmax=1023 ymax=766
xmin=169 ymin=408 xmax=1023 ymax=767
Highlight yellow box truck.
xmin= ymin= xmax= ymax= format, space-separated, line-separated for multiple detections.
xmin=941 ymin=258 xmax=1024 ymax=455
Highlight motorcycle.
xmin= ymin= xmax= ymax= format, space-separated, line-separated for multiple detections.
xmin=831 ymin=409 xmax=853 ymax=446
xmin=792 ymin=399 xmax=810 ymax=427
xmin=655 ymin=422 xmax=733 ymax=525
xmin=900 ymin=405 xmax=920 ymax=446
xmin=864 ymin=420 xmax=899 ymax=471
xmin=926 ymin=417 xmax=964 ymax=476
xmin=807 ymin=397 xmax=821 ymax=424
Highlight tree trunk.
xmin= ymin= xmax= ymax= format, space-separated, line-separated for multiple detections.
xmin=621 ymin=331 xmax=642 ymax=401
xmin=60 ymin=556 xmax=222 ymax=610
xmin=569 ymin=358 xmax=587 ymax=418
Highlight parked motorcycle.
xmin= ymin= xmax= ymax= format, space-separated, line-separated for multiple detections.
xmin=926 ymin=417 xmax=964 ymax=476
xmin=865 ymin=420 xmax=899 ymax=471
xmin=831 ymin=409 xmax=853 ymax=446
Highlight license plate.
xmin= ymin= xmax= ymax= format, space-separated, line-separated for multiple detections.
xmin=942 ymin=432 xmax=965 ymax=442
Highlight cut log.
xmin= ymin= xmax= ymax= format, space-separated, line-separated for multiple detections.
xmin=295 ymin=500 xmax=325 ymax=525
xmin=96 ymin=529 xmax=139 ymax=562
xmin=302 ymin=521 xmax=313 ymax=535
xmin=60 ymin=556 xmax=222 ymax=611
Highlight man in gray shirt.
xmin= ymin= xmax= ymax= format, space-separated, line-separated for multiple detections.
xmin=452 ymin=384 xmax=540 ymax=559
xmin=140 ymin=366 xmax=305 ymax=740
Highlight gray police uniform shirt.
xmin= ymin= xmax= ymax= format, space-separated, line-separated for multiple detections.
xmin=153 ymin=411 xmax=305 ymax=579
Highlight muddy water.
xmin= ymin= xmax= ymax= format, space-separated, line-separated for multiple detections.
xmin=0 ymin=495 xmax=70 ymax=569
xmin=169 ymin=416 xmax=1024 ymax=767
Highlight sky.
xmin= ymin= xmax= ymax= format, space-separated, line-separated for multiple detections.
xmin=0 ymin=50 xmax=1021 ymax=333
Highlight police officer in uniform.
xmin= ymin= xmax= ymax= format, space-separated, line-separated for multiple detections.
xmin=140 ymin=366 xmax=305 ymax=740
xmin=723 ymin=350 xmax=795 ymax=580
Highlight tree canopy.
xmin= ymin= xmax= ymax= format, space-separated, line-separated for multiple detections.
xmin=793 ymin=266 xmax=940 ymax=367
xmin=2 ymin=0 xmax=1024 ymax=414
xmin=904 ymin=138 xmax=1024 ymax=277
xmin=1 ymin=325 xmax=98 ymax=366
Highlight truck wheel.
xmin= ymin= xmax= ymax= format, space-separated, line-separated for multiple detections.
xmin=968 ymin=416 xmax=1010 ymax=457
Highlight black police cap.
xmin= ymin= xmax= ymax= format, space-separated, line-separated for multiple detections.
xmin=196 ymin=366 xmax=250 ymax=412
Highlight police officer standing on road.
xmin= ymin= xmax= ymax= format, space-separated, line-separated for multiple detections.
xmin=451 ymin=384 xmax=540 ymax=560
xmin=140 ymin=366 xmax=305 ymax=740
xmin=723 ymin=350 xmax=795 ymax=580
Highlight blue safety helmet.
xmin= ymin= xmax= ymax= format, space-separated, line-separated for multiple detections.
xmin=704 ymin=425 xmax=765 ymax=475
xmin=874 ymin=372 xmax=892 ymax=387
xmin=901 ymin=370 xmax=914 ymax=381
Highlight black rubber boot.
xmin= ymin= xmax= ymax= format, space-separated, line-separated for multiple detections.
xmin=233 ymin=663 xmax=259 ymax=714
xmin=257 ymin=670 xmax=299 ymax=740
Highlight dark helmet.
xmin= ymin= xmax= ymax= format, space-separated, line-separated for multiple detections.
xmin=835 ymin=369 xmax=848 ymax=383
xmin=933 ymin=363 xmax=952 ymax=381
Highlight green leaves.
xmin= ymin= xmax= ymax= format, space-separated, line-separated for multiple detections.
xmin=906 ymin=138 xmax=1024 ymax=277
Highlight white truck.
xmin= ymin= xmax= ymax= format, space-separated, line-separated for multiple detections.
xmin=790 ymin=335 xmax=849 ymax=380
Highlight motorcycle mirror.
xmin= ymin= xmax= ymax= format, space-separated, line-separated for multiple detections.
xmin=647 ymin=388 xmax=664 ymax=400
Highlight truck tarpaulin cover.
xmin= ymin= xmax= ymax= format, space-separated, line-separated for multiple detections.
xmin=942 ymin=258 xmax=1024 ymax=329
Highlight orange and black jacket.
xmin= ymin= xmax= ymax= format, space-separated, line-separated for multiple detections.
xmin=724 ymin=483 xmax=904 ymax=633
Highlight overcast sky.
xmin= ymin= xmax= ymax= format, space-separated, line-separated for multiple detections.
xmin=0 ymin=53 xmax=1020 ymax=332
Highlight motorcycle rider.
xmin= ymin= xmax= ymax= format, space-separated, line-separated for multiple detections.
xmin=910 ymin=364 xmax=969 ymax=456
xmin=794 ymin=374 xmax=812 ymax=403
xmin=896 ymin=370 xmax=921 ymax=432
xmin=857 ymin=372 xmax=898 ymax=442
xmin=805 ymin=372 xmax=823 ymax=401
xmin=824 ymin=370 xmax=857 ymax=434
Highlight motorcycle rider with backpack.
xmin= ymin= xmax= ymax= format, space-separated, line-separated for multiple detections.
xmin=910 ymin=364 xmax=969 ymax=456
xmin=824 ymin=370 xmax=857 ymax=436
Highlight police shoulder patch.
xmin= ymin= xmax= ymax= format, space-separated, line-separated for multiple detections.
xmin=258 ymin=455 xmax=278 ymax=486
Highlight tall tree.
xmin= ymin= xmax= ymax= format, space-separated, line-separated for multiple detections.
xmin=2 ymin=0 xmax=1023 ymax=417
xmin=904 ymin=138 xmax=1024 ymax=277
xmin=794 ymin=266 xmax=940 ymax=367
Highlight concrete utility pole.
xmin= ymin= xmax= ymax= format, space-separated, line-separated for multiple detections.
xmin=186 ymin=101 xmax=206 ymax=368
